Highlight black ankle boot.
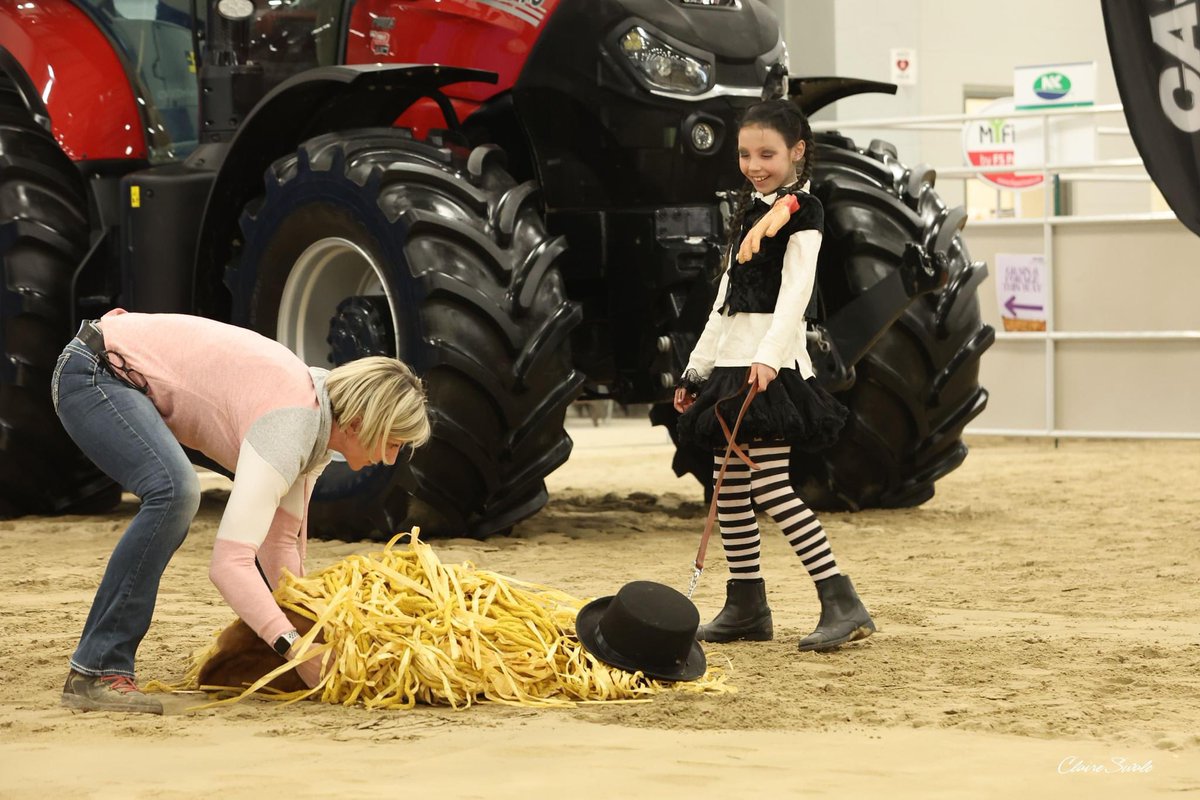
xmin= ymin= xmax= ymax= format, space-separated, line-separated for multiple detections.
xmin=797 ymin=573 xmax=876 ymax=652
xmin=696 ymin=578 xmax=773 ymax=642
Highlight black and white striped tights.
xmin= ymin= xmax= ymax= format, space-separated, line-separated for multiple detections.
xmin=713 ymin=444 xmax=839 ymax=582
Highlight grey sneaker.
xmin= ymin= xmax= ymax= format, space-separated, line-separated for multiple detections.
xmin=61 ymin=670 xmax=163 ymax=715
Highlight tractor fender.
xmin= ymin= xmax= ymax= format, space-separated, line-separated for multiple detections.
xmin=788 ymin=76 xmax=898 ymax=118
xmin=191 ymin=63 xmax=498 ymax=315
xmin=0 ymin=46 xmax=48 ymax=130
xmin=0 ymin=0 xmax=144 ymax=161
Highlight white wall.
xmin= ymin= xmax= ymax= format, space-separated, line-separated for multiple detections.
xmin=829 ymin=0 xmax=922 ymax=161
xmin=762 ymin=0 xmax=836 ymax=76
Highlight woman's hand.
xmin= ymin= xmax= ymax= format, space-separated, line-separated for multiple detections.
xmin=674 ymin=386 xmax=696 ymax=413
xmin=737 ymin=201 xmax=792 ymax=263
xmin=748 ymin=362 xmax=777 ymax=392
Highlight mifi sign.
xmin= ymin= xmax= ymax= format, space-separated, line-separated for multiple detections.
xmin=961 ymin=97 xmax=1044 ymax=190
xmin=1148 ymin=1 xmax=1200 ymax=132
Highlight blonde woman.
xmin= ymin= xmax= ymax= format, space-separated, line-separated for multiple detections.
xmin=52 ymin=310 xmax=430 ymax=713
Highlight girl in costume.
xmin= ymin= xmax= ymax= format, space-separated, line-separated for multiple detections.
xmin=674 ymin=99 xmax=875 ymax=652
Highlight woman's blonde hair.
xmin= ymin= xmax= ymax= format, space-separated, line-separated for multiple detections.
xmin=326 ymin=356 xmax=431 ymax=453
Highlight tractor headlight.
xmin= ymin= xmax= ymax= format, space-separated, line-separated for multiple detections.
xmin=619 ymin=26 xmax=711 ymax=95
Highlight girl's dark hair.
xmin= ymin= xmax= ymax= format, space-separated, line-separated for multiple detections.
xmin=724 ymin=99 xmax=816 ymax=262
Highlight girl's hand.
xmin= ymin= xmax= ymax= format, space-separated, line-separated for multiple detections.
xmin=737 ymin=201 xmax=792 ymax=264
xmin=674 ymin=386 xmax=696 ymax=413
xmin=748 ymin=362 xmax=777 ymax=392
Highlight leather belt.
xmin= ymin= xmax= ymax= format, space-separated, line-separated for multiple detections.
xmin=75 ymin=319 xmax=106 ymax=356
xmin=72 ymin=319 xmax=149 ymax=394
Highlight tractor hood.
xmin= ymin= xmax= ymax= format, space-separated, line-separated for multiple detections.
xmin=615 ymin=0 xmax=781 ymax=61
xmin=508 ymin=0 xmax=787 ymax=211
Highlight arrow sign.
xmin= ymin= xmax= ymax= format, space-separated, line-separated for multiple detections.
xmin=995 ymin=254 xmax=1047 ymax=332
xmin=1004 ymin=295 xmax=1044 ymax=316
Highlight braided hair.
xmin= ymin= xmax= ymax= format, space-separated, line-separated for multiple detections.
xmin=724 ymin=99 xmax=816 ymax=265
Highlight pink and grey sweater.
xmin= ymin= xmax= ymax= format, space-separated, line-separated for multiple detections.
xmin=100 ymin=310 xmax=332 ymax=685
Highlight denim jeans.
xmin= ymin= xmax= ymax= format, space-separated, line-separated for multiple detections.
xmin=52 ymin=338 xmax=200 ymax=678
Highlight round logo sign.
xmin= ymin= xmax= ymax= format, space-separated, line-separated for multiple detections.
xmin=961 ymin=97 xmax=1044 ymax=191
xmin=1033 ymin=72 xmax=1072 ymax=101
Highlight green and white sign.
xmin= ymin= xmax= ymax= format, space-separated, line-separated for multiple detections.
xmin=1015 ymin=62 xmax=1096 ymax=110
xmin=1010 ymin=61 xmax=1098 ymax=170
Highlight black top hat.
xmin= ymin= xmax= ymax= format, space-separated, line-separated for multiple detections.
xmin=575 ymin=581 xmax=706 ymax=682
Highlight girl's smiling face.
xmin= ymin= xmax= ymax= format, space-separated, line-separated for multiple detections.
xmin=737 ymin=123 xmax=805 ymax=196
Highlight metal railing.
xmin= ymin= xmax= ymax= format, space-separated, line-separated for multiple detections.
xmin=812 ymin=104 xmax=1200 ymax=440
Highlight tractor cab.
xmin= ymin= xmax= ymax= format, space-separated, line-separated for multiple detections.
xmin=77 ymin=0 xmax=343 ymax=159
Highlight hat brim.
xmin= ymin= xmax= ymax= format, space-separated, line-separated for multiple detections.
xmin=575 ymin=596 xmax=707 ymax=683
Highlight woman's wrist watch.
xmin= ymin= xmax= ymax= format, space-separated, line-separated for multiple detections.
xmin=272 ymin=629 xmax=300 ymax=657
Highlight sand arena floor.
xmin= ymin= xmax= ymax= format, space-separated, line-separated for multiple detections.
xmin=1 ymin=416 xmax=1198 ymax=798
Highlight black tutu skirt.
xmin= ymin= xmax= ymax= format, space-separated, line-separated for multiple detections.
xmin=677 ymin=366 xmax=848 ymax=452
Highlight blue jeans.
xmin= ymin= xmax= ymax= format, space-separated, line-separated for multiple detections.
xmin=52 ymin=338 xmax=200 ymax=678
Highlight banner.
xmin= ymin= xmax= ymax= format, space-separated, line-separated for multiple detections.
xmin=1101 ymin=0 xmax=1200 ymax=238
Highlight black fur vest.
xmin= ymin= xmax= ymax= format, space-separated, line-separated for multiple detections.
xmin=721 ymin=189 xmax=824 ymax=314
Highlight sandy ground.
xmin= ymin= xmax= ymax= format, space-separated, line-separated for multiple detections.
xmin=2 ymin=414 xmax=1199 ymax=799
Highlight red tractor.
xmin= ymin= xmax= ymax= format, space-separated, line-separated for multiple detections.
xmin=0 ymin=0 xmax=993 ymax=538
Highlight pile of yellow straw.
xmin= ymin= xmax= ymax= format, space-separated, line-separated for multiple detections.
xmin=181 ymin=530 xmax=732 ymax=708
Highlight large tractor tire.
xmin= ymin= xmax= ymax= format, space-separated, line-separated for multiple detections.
xmin=657 ymin=134 xmax=993 ymax=511
xmin=0 ymin=87 xmax=120 ymax=517
xmin=792 ymin=134 xmax=995 ymax=509
xmin=226 ymin=130 xmax=583 ymax=539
